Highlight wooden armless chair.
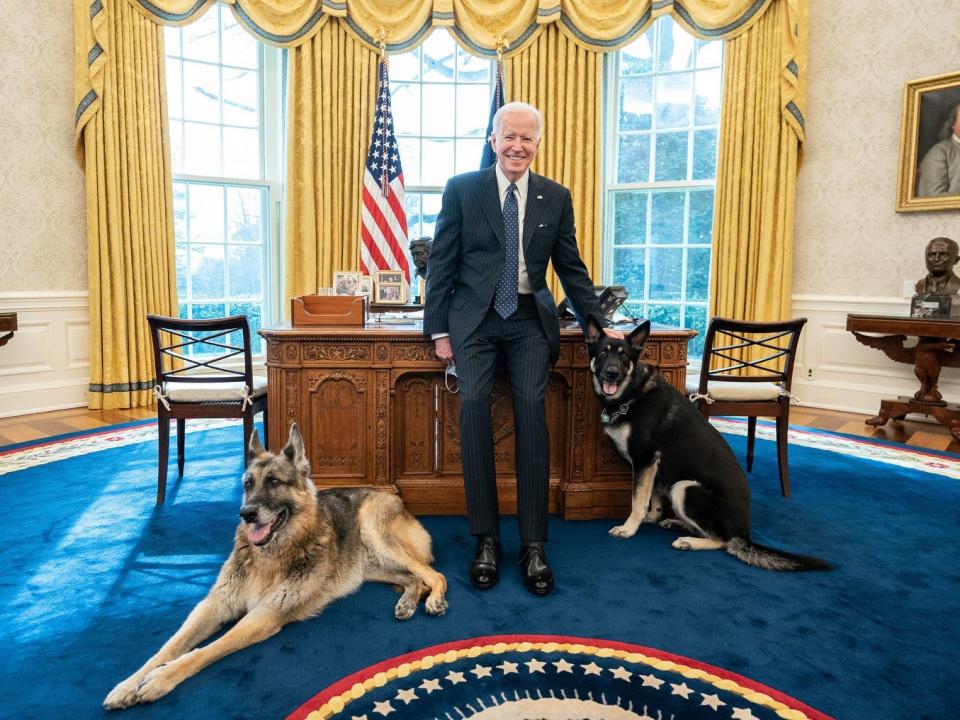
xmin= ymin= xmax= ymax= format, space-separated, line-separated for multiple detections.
xmin=687 ymin=317 xmax=807 ymax=497
xmin=147 ymin=314 xmax=268 ymax=504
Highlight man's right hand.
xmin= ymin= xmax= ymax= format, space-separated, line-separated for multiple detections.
xmin=434 ymin=336 xmax=455 ymax=365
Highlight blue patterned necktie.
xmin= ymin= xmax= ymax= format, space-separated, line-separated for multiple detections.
xmin=494 ymin=182 xmax=519 ymax=319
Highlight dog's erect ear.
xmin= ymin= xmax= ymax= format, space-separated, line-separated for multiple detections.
xmin=283 ymin=423 xmax=305 ymax=465
xmin=628 ymin=320 xmax=651 ymax=354
xmin=248 ymin=429 xmax=266 ymax=458
xmin=584 ymin=315 xmax=604 ymax=345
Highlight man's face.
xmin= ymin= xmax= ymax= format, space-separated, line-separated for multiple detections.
xmin=491 ymin=111 xmax=540 ymax=182
xmin=952 ymin=112 xmax=960 ymax=139
xmin=926 ymin=240 xmax=959 ymax=275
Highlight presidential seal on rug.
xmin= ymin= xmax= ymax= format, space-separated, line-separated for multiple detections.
xmin=585 ymin=318 xmax=830 ymax=572
xmin=103 ymin=423 xmax=448 ymax=710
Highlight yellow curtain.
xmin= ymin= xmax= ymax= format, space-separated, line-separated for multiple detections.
xmin=75 ymin=0 xmax=177 ymax=409
xmin=505 ymin=25 xmax=603 ymax=294
xmin=710 ymin=0 xmax=806 ymax=321
xmin=285 ymin=22 xmax=380 ymax=300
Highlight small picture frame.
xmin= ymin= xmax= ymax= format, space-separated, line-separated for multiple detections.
xmin=358 ymin=275 xmax=373 ymax=300
xmin=376 ymin=281 xmax=405 ymax=304
xmin=333 ymin=271 xmax=361 ymax=296
xmin=374 ymin=270 xmax=404 ymax=286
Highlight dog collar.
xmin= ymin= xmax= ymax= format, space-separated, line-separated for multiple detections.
xmin=600 ymin=398 xmax=635 ymax=424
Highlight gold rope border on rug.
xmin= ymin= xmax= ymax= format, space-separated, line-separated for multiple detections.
xmin=307 ymin=640 xmax=817 ymax=720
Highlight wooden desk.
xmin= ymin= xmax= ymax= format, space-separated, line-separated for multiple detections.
xmin=0 ymin=312 xmax=16 ymax=348
xmin=846 ymin=313 xmax=960 ymax=440
xmin=259 ymin=321 xmax=695 ymax=519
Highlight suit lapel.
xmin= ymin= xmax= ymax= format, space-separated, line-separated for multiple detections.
xmin=478 ymin=166 xmax=506 ymax=247
xmin=522 ymin=172 xmax=545 ymax=254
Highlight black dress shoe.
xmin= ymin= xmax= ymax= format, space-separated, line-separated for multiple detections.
xmin=470 ymin=535 xmax=501 ymax=589
xmin=519 ymin=542 xmax=554 ymax=596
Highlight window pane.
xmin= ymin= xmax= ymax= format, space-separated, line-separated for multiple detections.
xmin=455 ymin=138 xmax=484 ymax=174
xmin=617 ymin=134 xmax=650 ymax=184
xmin=392 ymin=84 xmax=421 ymax=136
xmin=694 ymin=69 xmax=722 ymax=126
xmin=175 ymin=244 xmax=188 ymax=298
xmin=655 ymin=74 xmax=692 ymax=129
xmin=648 ymin=303 xmax=681 ymax=327
xmin=223 ymin=127 xmax=261 ymax=179
xmin=391 ymin=51 xmax=420 ymax=82
xmin=654 ymin=132 xmax=688 ymax=181
xmin=620 ymin=77 xmax=652 ymax=131
xmin=422 ymin=85 xmax=455 ymax=136
xmin=222 ymin=67 xmax=258 ymax=127
xmin=183 ymin=61 xmax=220 ymax=122
xmin=684 ymin=304 xmax=707 ymax=355
xmin=166 ymin=58 xmax=183 ymax=119
xmin=182 ymin=11 xmax=218 ymax=63
xmin=457 ymin=48 xmax=489 ymax=83
xmin=621 ymin=33 xmax=653 ymax=75
xmin=613 ymin=191 xmax=648 ymax=245
xmin=192 ymin=302 xmax=226 ymax=320
xmin=686 ymin=247 xmax=711 ymax=301
xmin=456 ymin=85 xmax=489 ymax=136
xmin=190 ymin=244 xmax=225 ymax=299
xmin=656 ymin=17 xmax=694 ymax=72
xmin=421 ymin=193 xmax=442 ymax=236
xmin=692 ymin=129 xmax=718 ymax=180
xmin=173 ymin=182 xmax=187 ymax=242
xmin=165 ymin=26 xmax=181 ymax=57
xmin=650 ymin=191 xmax=684 ymax=244
xmin=221 ymin=14 xmax=258 ymax=69
xmin=695 ymin=39 xmax=722 ymax=69
xmin=189 ymin=184 xmax=225 ymax=243
xmin=688 ymin=189 xmax=714 ymax=245
xmin=184 ymin=122 xmax=222 ymax=175
xmin=613 ymin=248 xmax=645 ymax=294
xmin=169 ymin=120 xmax=184 ymax=174
xmin=404 ymin=192 xmax=422 ymax=236
xmin=397 ymin=137 xmax=421 ymax=185
xmin=649 ymin=248 xmax=682 ymax=300
xmin=228 ymin=244 xmax=262 ymax=298
xmin=229 ymin=301 xmax=263 ymax=354
xmin=421 ymin=139 xmax=454 ymax=186
xmin=227 ymin=187 xmax=262 ymax=243
xmin=421 ymin=32 xmax=455 ymax=82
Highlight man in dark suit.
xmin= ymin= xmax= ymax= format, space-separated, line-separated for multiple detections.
xmin=423 ymin=101 xmax=620 ymax=596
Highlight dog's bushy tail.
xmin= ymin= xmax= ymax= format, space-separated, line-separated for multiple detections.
xmin=726 ymin=538 xmax=832 ymax=572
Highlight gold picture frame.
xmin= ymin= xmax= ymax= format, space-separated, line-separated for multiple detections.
xmin=333 ymin=271 xmax=361 ymax=295
xmin=896 ymin=70 xmax=960 ymax=212
xmin=375 ymin=281 xmax=405 ymax=304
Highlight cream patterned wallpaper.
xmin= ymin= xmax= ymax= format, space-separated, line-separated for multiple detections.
xmin=2 ymin=2 xmax=958 ymax=298
xmin=795 ymin=0 xmax=960 ymax=297
xmin=0 ymin=3 xmax=86 ymax=292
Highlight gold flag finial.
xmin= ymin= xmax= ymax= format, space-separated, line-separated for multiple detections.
xmin=495 ymin=34 xmax=509 ymax=63
xmin=377 ymin=27 xmax=387 ymax=58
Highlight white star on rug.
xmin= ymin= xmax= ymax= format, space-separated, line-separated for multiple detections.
xmin=553 ymin=659 xmax=574 ymax=673
xmin=394 ymin=688 xmax=417 ymax=704
xmin=372 ymin=700 xmax=394 ymax=716
xmin=701 ymin=693 xmax=726 ymax=710
xmin=419 ymin=678 xmax=441 ymax=694
xmin=670 ymin=682 xmax=694 ymax=698
xmin=497 ymin=661 xmax=519 ymax=675
xmin=732 ymin=708 xmax=760 ymax=720
xmin=609 ymin=666 xmax=632 ymax=682
xmin=525 ymin=658 xmax=546 ymax=674
xmin=351 ymin=715 xmax=368 ymax=720
xmin=581 ymin=662 xmax=603 ymax=676
xmin=639 ymin=673 xmax=664 ymax=688
xmin=470 ymin=664 xmax=492 ymax=679
xmin=445 ymin=671 xmax=465 ymax=685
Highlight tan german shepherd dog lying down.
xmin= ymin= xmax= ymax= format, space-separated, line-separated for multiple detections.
xmin=104 ymin=424 xmax=448 ymax=710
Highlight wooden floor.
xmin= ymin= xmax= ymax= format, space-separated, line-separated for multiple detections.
xmin=1 ymin=404 xmax=957 ymax=453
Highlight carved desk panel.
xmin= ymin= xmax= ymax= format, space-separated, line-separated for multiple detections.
xmin=259 ymin=321 xmax=694 ymax=519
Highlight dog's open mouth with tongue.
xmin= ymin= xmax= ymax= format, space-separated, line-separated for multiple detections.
xmin=245 ymin=509 xmax=289 ymax=546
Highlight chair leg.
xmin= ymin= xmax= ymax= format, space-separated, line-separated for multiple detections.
xmin=776 ymin=412 xmax=791 ymax=498
xmin=157 ymin=414 xmax=170 ymax=504
xmin=746 ymin=417 xmax=757 ymax=472
xmin=243 ymin=411 xmax=254 ymax=468
xmin=261 ymin=406 xmax=269 ymax=450
xmin=176 ymin=419 xmax=185 ymax=477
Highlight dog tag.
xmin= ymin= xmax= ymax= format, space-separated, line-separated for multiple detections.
xmin=600 ymin=411 xmax=611 ymax=423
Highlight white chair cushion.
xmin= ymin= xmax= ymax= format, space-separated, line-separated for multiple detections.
xmin=687 ymin=379 xmax=784 ymax=401
xmin=165 ymin=376 xmax=267 ymax=403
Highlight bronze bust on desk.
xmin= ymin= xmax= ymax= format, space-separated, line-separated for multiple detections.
xmin=911 ymin=237 xmax=960 ymax=318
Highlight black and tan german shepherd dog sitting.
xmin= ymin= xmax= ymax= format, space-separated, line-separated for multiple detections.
xmin=585 ymin=318 xmax=830 ymax=572
xmin=104 ymin=424 xmax=448 ymax=709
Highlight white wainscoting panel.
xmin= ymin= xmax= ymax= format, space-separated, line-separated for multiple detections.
xmin=0 ymin=292 xmax=90 ymax=418
xmin=791 ymin=295 xmax=960 ymax=417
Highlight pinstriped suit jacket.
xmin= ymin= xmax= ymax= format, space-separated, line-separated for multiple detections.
xmin=423 ymin=166 xmax=604 ymax=364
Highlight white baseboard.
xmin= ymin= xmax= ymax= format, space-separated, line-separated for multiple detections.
xmin=791 ymin=294 xmax=960 ymax=418
xmin=0 ymin=292 xmax=90 ymax=418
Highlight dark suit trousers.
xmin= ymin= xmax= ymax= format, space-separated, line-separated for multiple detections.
xmin=453 ymin=294 xmax=551 ymax=543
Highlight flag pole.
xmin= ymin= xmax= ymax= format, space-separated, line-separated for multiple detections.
xmin=377 ymin=28 xmax=390 ymax=197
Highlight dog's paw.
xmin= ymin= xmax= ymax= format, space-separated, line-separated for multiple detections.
xmin=659 ymin=519 xmax=685 ymax=531
xmin=134 ymin=663 xmax=181 ymax=704
xmin=394 ymin=597 xmax=417 ymax=621
xmin=671 ymin=537 xmax=693 ymax=551
xmin=103 ymin=678 xmax=142 ymax=710
xmin=608 ymin=523 xmax=638 ymax=538
xmin=425 ymin=595 xmax=448 ymax=617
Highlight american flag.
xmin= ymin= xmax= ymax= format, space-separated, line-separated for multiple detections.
xmin=480 ymin=58 xmax=505 ymax=169
xmin=360 ymin=58 xmax=410 ymax=282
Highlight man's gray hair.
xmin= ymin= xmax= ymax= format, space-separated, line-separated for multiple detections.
xmin=492 ymin=102 xmax=543 ymax=138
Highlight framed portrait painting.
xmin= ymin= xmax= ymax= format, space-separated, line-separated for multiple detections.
xmin=896 ymin=70 xmax=960 ymax=212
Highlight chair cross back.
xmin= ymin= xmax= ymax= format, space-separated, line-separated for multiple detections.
xmin=704 ymin=326 xmax=799 ymax=383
